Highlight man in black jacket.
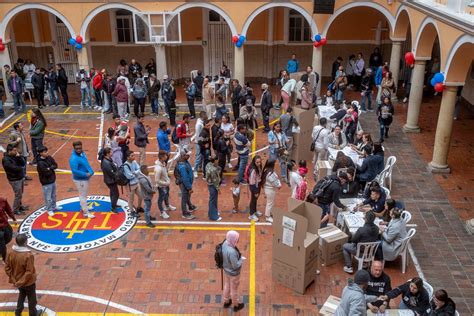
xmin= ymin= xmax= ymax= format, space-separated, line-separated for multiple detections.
xmin=231 ymin=80 xmax=242 ymax=121
xmin=193 ymin=70 xmax=204 ymax=101
xmin=2 ymin=145 xmax=27 ymax=215
xmin=342 ymin=211 xmax=380 ymax=274
xmin=134 ymin=114 xmax=150 ymax=166
xmin=260 ymin=83 xmax=273 ymax=133
xmin=366 ymin=260 xmax=392 ymax=313
xmin=56 ymin=64 xmax=69 ymax=107
xmin=36 ymin=146 xmax=60 ymax=217
xmin=315 ymin=173 xmax=348 ymax=227
xmin=31 ymin=68 xmax=45 ymax=108
xmin=147 ymin=74 xmax=161 ymax=116
xmin=101 ymin=148 xmax=119 ymax=214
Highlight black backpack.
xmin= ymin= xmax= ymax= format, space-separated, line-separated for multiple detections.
xmin=214 ymin=239 xmax=226 ymax=269
xmin=174 ymin=162 xmax=182 ymax=185
xmin=116 ymin=163 xmax=131 ymax=186
xmin=171 ymin=127 xmax=180 ymax=144
xmin=312 ymin=176 xmax=335 ymax=198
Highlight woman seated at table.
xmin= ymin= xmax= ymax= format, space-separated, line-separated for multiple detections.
xmin=332 ymin=151 xmax=355 ymax=172
xmin=340 ymin=167 xmax=360 ymax=198
xmin=356 ymin=142 xmax=384 ymax=187
xmin=380 ymin=277 xmax=430 ymax=314
xmin=350 ymin=132 xmax=373 ymax=156
xmin=429 ymin=289 xmax=457 ymax=316
xmin=328 ymin=125 xmax=347 ymax=150
xmin=377 ymin=198 xmax=396 ymax=223
xmin=356 ymin=186 xmax=386 ymax=213
xmin=321 ymin=89 xmax=334 ymax=107
xmin=379 ymin=207 xmax=407 ymax=261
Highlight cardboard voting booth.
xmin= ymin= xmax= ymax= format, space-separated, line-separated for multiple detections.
xmin=272 ymin=199 xmax=322 ymax=294
xmin=291 ymin=107 xmax=314 ymax=163
xmin=319 ymin=295 xmax=341 ymax=315
xmin=316 ymin=160 xmax=334 ymax=180
xmin=318 ymin=225 xmax=349 ymax=266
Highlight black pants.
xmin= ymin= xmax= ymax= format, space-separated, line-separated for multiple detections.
xmin=169 ymin=102 xmax=176 ymax=126
xmin=249 ymin=189 xmax=260 ymax=215
xmin=59 ymin=84 xmax=69 ymax=106
xmin=187 ymin=97 xmax=196 ymax=118
xmin=262 ymin=110 xmax=270 ymax=131
xmin=134 ymin=98 xmax=145 ymax=116
xmin=34 ymin=87 xmax=45 ymax=107
xmin=0 ymin=225 xmax=13 ymax=261
xmin=354 ymin=75 xmax=362 ymax=91
xmin=16 ymin=283 xmax=37 ymax=316
xmin=31 ymin=137 xmax=44 ymax=162
xmin=232 ymin=102 xmax=240 ymax=121
xmin=107 ymin=183 xmax=119 ymax=210
xmin=119 ymin=143 xmax=129 ymax=164
xmin=94 ymin=89 xmax=103 ymax=107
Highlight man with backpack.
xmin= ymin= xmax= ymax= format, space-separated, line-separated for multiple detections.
xmin=100 ymin=147 xmax=119 ymax=214
xmin=176 ymin=114 xmax=193 ymax=151
xmin=175 ymin=149 xmax=197 ymax=220
xmin=311 ymin=173 xmax=349 ymax=227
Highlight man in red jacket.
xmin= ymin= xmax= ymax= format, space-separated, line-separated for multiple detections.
xmin=176 ymin=114 xmax=193 ymax=151
xmin=0 ymin=197 xmax=16 ymax=262
xmin=92 ymin=69 xmax=103 ymax=109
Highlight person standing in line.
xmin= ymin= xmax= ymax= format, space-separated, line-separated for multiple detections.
xmin=286 ymin=53 xmax=299 ymax=74
xmin=7 ymin=70 xmax=26 ymax=114
xmin=56 ymin=64 xmax=69 ymax=107
xmin=346 ymin=55 xmax=356 ymax=88
xmin=198 ymin=119 xmax=212 ymax=179
xmin=260 ymin=83 xmax=273 ymax=133
xmin=0 ymin=83 xmax=5 ymax=118
xmin=205 ymin=156 xmax=222 ymax=221
xmin=202 ymin=77 xmax=215 ymax=119
xmin=280 ymin=107 xmax=297 ymax=158
xmin=234 ymin=124 xmax=250 ymax=184
xmin=157 ymin=121 xmax=171 ymax=154
xmin=176 ymin=114 xmax=193 ymax=151
xmin=100 ymin=147 xmax=119 ymax=214
xmin=176 ymin=149 xmax=197 ymax=220
xmin=145 ymin=58 xmax=156 ymax=76
xmin=354 ymin=53 xmax=365 ymax=91
xmin=9 ymin=122 xmax=31 ymax=181
xmin=267 ymin=122 xmax=289 ymax=183
xmin=311 ymin=117 xmax=330 ymax=164
xmin=138 ymin=165 xmax=156 ymax=228
xmin=2 ymin=145 xmax=27 ymax=216
xmin=231 ymin=80 xmax=243 ymax=122
xmin=185 ymin=78 xmax=197 ymax=119
xmin=4 ymin=234 xmax=38 ymax=316
xmin=161 ymin=75 xmax=170 ymax=117
xmin=31 ymin=68 xmax=45 ymax=108
xmin=231 ymin=178 xmax=240 ymax=214
xmin=360 ymin=68 xmax=374 ymax=112
xmin=167 ymin=78 xmax=177 ymax=126
xmin=193 ymin=70 xmax=204 ymax=101
xmin=29 ymin=108 xmax=47 ymax=165
xmin=134 ymin=114 xmax=150 ymax=166
xmin=76 ymin=68 xmax=92 ymax=109
xmin=104 ymin=73 xmax=116 ymax=115
xmin=192 ymin=111 xmax=207 ymax=178
xmin=222 ymin=230 xmax=245 ymax=312
xmin=112 ymin=78 xmax=129 ymax=120
xmin=132 ymin=78 xmax=147 ymax=117
xmin=36 ymin=146 xmax=61 ymax=217
xmin=92 ymin=69 xmax=103 ymax=110
xmin=0 ymin=198 xmax=16 ymax=262
xmin=45 ymin=66 xmax=60 ymax=107
xmin=154 ymin=150 xmax=176 ymax=219
xmin=248 ymin=155 xmax=263 ymax=221
xmin=69 ymin=141 xmax=95 ymax=219
xmin=262 ymin=160 xmax=281 ymax=224
xmin=123 ymin=150 xmax=143 ymax=218
xmin=147 ymin=74 xmax=161 ymax=116
xmin=377 ymin=96 xmax=394 ymax=142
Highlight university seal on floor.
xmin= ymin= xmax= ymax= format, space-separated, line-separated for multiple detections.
xmin=18 ymin=196 xmax=137 ymax=253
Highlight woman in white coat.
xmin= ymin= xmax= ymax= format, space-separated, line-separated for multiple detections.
xmin=381 ymin=208 xmax=407 ymax=261
xmin=262 ymin=160 xmax=281 ymax=224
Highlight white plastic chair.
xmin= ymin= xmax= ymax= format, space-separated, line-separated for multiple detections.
xmin=381 ymin=186 xmax=391 ymax=199
xmin=401 ymin=210 xmax=412 ymax=223
xmin=384 ymin=156 xmax=397 ymax=190
xmin=374 ymin=166 xmax=389 ymax=185
xmin=354 ymin=241 xmax=380 ymax=271
xmin=455 ymin=310 xmax=460 ymax=316
xmin=424 ymin=280 xmax=434 ymax=300
xmin=398 ymin=228 xmax=416 ymax=273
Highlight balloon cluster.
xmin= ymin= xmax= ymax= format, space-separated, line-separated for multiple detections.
xmin=313 ymin=34 xmax=327 ymax=48
xmin=404 ymin=52 xmax=415 ymax=66
xmin=430 ymin=72 xmax=445 ymax=93
xmin=0 ymin=37 xmax=5 ymax=52
xmin=232 ymin=35 xmax=246 ymax=48
xmin=68 ymin=36 xmax=84 ymax=50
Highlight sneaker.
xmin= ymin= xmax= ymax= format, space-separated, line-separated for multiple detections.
xmin=110 ymin=208 xmax=118 ymax=214
xmin=266 ymin=216 xmax=273 ymax=223
xmin=146 ymin=222 xmax=156 ymax=228
xmin=19 ymin=205 xmax=30 ymax=211
xmin=193 ymin=171 xmax=198 ymax=178
xmin=182 ymin=214 xmax=196 ymax=220
xmin=165 ymin=205 xmax=176 ymax=211
xmin=343 ymin=266 xmax=353 ymax=274
xmin=233 ymin=303 xmax=245 ymax=312
xmin=161 ymin=211 xmax=170 ymax=219
xmin=131 ymin=211 xmax=140 ymax=218
xmin=232 ymin=209 xmax=238 ymax=214
xmin=189 ymin=205 xmax=198 ymax=211
xmin=248 ymin=214 xmax=259 ymax=221
xmin=256 ymin=211 xmax=263 ymax=217
xmin=47 ymin=211 xmax=55 ymax=217
xmin=137 ymin=207 xmax=145 ymax=213
xmin=84 ymin=212 xmax=95 ymax=219
xmin=227 ymin=163 xmax=233 ymax=169
xmin=223 ymin=299 xmax=232 ymax=309
xmin=54 ymin=206 xmax=63 ymax=211
xmin=212 ymin=217 xmax=222 ymax=221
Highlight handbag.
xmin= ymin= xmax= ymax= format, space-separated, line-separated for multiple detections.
xmin=311 ymin=127 xmax=324 ymax=152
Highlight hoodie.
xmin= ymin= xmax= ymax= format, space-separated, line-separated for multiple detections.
xmin=69 ymin=150 xmax=94 ymax=181
xmin=335 ymin=282 xmax=377 ymax=316
xmin=5 ymin=245 xmax=37 ymax=288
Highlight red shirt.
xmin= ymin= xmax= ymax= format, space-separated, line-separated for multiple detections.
xmin=0 ymin=198 xmax=15 ymax=229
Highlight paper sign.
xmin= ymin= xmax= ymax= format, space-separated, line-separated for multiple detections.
xmin=282 ymin=227 xmax=295 ymax=247
xmin=282 ymin=216 xmax=297 ymax=230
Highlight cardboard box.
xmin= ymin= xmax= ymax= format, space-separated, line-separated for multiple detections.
xmin=318 ymin=225 xmax=349 ymax=266
xmin=316 ymin=160 xmax=334 ymax=180
xmin=319 ymin=295 xmax=341 ymax=315
xmin=272 ymin=199 xmax=322 ymax=294
xmin=291 ymin=107 xmax=314 ymax=163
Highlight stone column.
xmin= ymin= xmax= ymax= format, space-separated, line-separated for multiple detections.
xmin=0 ymin=43 xmax=13 ymax=104
xmin=427 ymin=85 xmax=459 ymax=173
xmin=389 ymin=41 xmax=402 ymax=102
xmin=154 ymin=45 xmax=168 ymax=79
xmin=312 ymin=45 xmax=323 ymax=98
xmin=403 ymin=59 xmax=427 ymax=133
xmin=234 ymin=46 xmax=245 ymax=85
xmin=76 ymin=48 xmax=90 ymax=70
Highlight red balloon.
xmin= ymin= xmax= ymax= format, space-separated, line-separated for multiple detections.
xmin=405 ymin=52 xmax=415 ymax=66
xmin=434 ymin=83 xmax=445 ymax=93
xmin=0 ymin=44 xmax=5 ymax=52
xmin=232 ymin=35 xmax=239 ymax=44
xmin=313 ymin=41 xmax=320 ymax=48
xmin=75 ymin=35 xmax=83 ymax=44
xmin=320 ymin=38 xmax=327 ymax=45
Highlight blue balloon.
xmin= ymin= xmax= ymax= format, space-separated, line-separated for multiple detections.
xmin=236 ymin=41 xmax=243 ymax=48
xmin=315 ymin=34 xmax=322 ymax=42
xmin=239 ymin=35 xmax=246 ymax=43
xmin=430 ymin=78 xmax=436 ymax=87
xmin=68 ymin=38 xmax=76 ymax=46
xmin=75 ymin=43 xmax=83 ymax=50
xmin=433 ymin=72 xmax=444 ymax=84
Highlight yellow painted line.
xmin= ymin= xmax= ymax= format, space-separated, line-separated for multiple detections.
xmin=46 ymin=130 xmax=100 ymax=139
xmin=249 ymin=220 xmax=256 ymax=316
xmin=135 ymin=225 xmax=250 ymax=231
xmin=64 ymin=107 xmax=71 ymax=113
xmin=251 ymin=128 xmax=257 ymax=159
xmin=0 ymin=114 xmax=25 ymax=133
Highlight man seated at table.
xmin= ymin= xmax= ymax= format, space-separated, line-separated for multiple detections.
xmin=340 ymin=167 xmax=360 ymax=199
xmin=343 ymin=211 xmax=380 ymax=274
xmin=329 ymin=103 xmax=347 ymax=125
xmin=366 ymin=260 xmax=392 ymax=314
xmin=356 ymin=186 xmax=386 ymax=213
xmin=356 ymin=142 xmax=384 ymax=187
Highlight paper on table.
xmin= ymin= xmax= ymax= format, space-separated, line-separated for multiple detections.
xmin=345 ymin=214 xmax=365 ymax=227
xmin=282 ymin=227 xmax=295 ymax=247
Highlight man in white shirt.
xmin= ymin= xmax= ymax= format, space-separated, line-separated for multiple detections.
xmin=312 ymin=117 xmax=330 ymax=179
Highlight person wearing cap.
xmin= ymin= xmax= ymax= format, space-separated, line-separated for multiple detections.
xmin=176 ymin=149 xmax=197 ymax=220
xmin=222 ymin=230 xmax=245 ymax=312
xmin=335 ymin=269 xmax=378 ymax=315
xmin=36 ymin=146 xmax=61 ymax=217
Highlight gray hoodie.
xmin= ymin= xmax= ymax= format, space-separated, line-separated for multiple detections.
xmin=222 ymin=240 xmax=242 ymax=276
xmin=335 ymin=282 xmax=377 ymax=316
xmin=138 ymin=172 xmax=156 ymax=200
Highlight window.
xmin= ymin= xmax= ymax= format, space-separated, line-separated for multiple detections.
xmin=209 ymin=10 xmax=222 ymax=22
xmin=116 ymin=10 xmax=133 ymax=43
xmin=288 ymin=10 xmax=311 ymax=42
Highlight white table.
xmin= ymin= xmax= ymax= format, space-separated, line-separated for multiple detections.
xmin=338 ymin=198 xmax=384 ymax=235
xmin=328 ymin=146 xmax=364 ymax=167
xmin=318 ymin=105 xmax=337 ymax=119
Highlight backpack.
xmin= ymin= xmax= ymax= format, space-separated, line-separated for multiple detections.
xmin=116 ymin=163 xmax=131 ymax=186
xmin=171 ymin=127 xmax=180 ymax=144
xmin=312 ymin=176 xmax=335 ymax=198
xmin=214 ymin=239 xmax=226 ymax=269
xmin=174 ymin=162 xmax=182 ymax=185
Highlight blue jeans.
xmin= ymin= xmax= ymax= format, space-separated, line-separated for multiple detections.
xmin=238 ymin=154 xmax=249 ymax=183
xmin=208 ymin=185 xmax=219 ymax=220
xmin=361 ymin=91 xmax=372 ymax=111
xmin=144 ymin=199 xmax=152 ymax=224
xmin=336 ymin=89 xmax=344 ymax=102
xmin=157 ymin=187 xmax=170 ymax=212
xmin=48 ymin=87 xmax=59 ymax=106
xmin=0 ymin=99 xmax=4 ymax=117
xmin=318 ymin=203 xmax=330 ymax=228
xmin=81 ymin=87 xmax=92 ymax=107
xmin=193 ymin=144 xmax=202 ymax=171
xmin=12 ymin=93 xmax=26 ymax=113
xmin=42 ymin=183 xmax=57 ymax=211
xmin=269 ymin=150 xmax=288 ymax=182
xmin=151 ymin=98 xmax=158 ymax=114
xmin=179 ymin=184 xmax=193 ymax=215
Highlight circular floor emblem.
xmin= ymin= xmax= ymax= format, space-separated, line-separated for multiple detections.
xmin=18 ymin=196 xmax=137 ymax=253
